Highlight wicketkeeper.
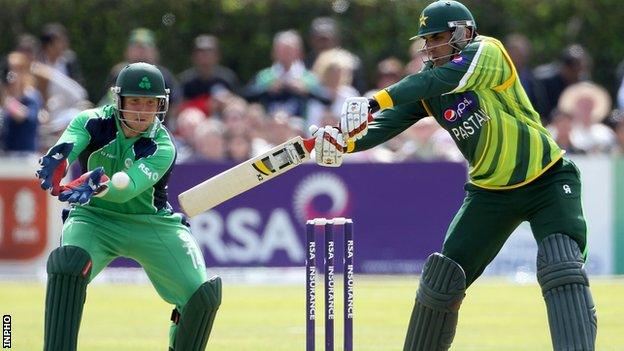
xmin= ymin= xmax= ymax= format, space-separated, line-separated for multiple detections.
xmin=36 ymin=62 xmax=221 ymax=351
xmin=312 ymin=1 xmax=597 ymax=350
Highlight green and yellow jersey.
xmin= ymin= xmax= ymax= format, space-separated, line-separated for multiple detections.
xmin=352 ymin=35 xmax=563 ymax=190
xmin=54 ymin=105 xmax=177 ymax=214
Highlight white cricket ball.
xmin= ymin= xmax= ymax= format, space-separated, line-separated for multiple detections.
xmin=111 ymin=171 xmax=130 ymax=189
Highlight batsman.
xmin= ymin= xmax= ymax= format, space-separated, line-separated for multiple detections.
xmin=313 ymin=1 xmax=597 ymax=350
xmin=36 ymin=62 xmax=221 ymax=351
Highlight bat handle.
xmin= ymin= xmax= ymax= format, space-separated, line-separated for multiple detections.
xmin=303 ymin=113 xmax=375 ymax=153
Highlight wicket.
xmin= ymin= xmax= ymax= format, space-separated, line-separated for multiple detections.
xmin=306 ymin=217 xmax=354 ymax=351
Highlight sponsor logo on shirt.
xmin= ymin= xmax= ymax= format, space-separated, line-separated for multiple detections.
xmin=444 ymin=109 xmax=457 ymax=122
xmin=138 ymin=163 xmax=159 ymax=181
xmin=450 ymin=108 xmax=491 ymax=141
xmin=443 ymin=92 xmax=492 ymax=142
xmin=443 ymin=93 xmax=478 ymax=122
xmin=100 ymin=151 xmax=116 ymax=159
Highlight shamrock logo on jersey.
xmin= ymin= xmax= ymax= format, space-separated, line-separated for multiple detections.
xmin=138 ymin=76 xmax=152 ymax=89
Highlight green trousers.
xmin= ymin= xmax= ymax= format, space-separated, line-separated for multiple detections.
xmin=61 ymin=205 xmax=208 ymax=346
xmin=442 ymin=158 xmax=587 ymax=286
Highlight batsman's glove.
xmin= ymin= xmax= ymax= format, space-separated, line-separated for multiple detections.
xmin=339 ymin=97 xmax=378 ymax=141
xmin=310 ymin=125 xmax=345 ymax=167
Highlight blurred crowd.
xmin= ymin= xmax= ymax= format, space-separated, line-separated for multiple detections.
xmin=2 ymin=19 xmax=624 ymax=164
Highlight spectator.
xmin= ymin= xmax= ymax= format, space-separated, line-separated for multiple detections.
xmin=31 ymin=24 xmax=90 ymax=149
xmin=15 ymin=33 xmax=41 ymax=64
xmin=13 ymin=34 xmax=44 ymax=104
xmin=262 ymin=110 xmax=303 ymax=148
xmin=191 ymin=119 xmax=227 ymax=161
xmin=304 ymin=17 xmax=365 ymax=93
xmin=0 ymin=52 xmax=43 ymax=155
xmin=221 ymin=97 xmax=250 ymax=137
xmin=102 ymin=28 xmax=180 ymax=110
xmin=244 ymin=103 xmax=272 ymax=156
xmin=308 ymin=48 xmax=359 ymax=130
xmin=618 ymin=78 xmax=624 ymax=109
xmin=174 ymin=107 xmax=207 ymax=163
xmin=225 ymin=133 xmax=253 ymax=161
xmin=547 ymin=109 xmax=585 ymax=154
xmin=505 ymin=33 xmax=538 ymax=106
xmin=610 ymin=111 xmax=624 ymax=154
xmin=39 ymin=23 xmax=84 ymax=84
xmin=365 ymin=57 xmax=405 ymax=98
xmin=555 ymin=81 xmax=616 ymax=153
xmin=245 ymin=30 xmax=329 ymax=120
xmin=178 ymin=34 xmax=239 ymax=116
xmin=533 ymin=44 xmax=591 ymax=124
xmin=398 ymin=118 xmax=463 ymax=162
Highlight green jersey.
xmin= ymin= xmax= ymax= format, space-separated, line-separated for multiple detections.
xmin=55 ymin=105 xmax=177 ymax=214
xmin=352 ymin=35 xmax=563 ymax=190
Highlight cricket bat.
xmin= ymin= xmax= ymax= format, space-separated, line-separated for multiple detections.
xmin=178 ymin=136 xmax=316 ymax=217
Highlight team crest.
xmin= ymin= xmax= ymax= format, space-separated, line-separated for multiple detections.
xmin=139 ymin=76 xmax=152 ymax=89
xmin=451 ymin=55 xmax=464 ymax=64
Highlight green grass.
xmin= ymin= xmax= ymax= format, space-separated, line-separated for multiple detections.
xmin=2 ymin=276 xmax=623 ymax=350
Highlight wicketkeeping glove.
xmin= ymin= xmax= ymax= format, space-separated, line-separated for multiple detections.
xmin=36 ymin=142 xmax=73 ymax=195
xmin=58 ymin=167 xmax=110 ymax=205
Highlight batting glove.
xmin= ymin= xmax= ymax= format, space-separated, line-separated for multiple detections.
xmin=310 ymin=125 xmax=345 ymax=167
xmin=340 ymin=97 xmax=375 ymax=141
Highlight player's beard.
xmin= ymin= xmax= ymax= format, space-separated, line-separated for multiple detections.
xmin=426 ymin=47 xmax=454 ymax=67
xmin=418 ymin=42 xmax=453 ymax=67
xmin=419 ymin=29 xmax=472 ymax=67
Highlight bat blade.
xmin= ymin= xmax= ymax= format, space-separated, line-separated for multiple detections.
xmin=178 ymin=136 xmax=315 ymax=217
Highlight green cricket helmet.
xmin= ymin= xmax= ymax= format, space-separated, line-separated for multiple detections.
xmin=111 ymin=62 xmax=169 ymax=135
xmin=411 ymin=1 xmax=477 ymax=64
xmin=413 ymin=0 xmax=476 ymax=39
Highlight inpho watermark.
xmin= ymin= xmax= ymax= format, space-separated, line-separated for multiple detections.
xmin=2 ymin=315 xmax=10 ymax=348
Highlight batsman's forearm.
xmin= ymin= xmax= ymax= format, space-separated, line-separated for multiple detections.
xmin=349 ymin=102 xmax=426 ymax=153
xmin=348 ymin=123 xmax=406 ymax=152
xmin=373 ymin=68 xmax=463 ymax=109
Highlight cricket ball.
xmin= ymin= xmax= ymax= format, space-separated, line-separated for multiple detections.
xmin=111 ymin=171 xmax=130 ymax=189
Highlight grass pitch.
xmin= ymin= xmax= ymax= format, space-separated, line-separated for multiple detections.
xmin=2 ymin=276 xmax=622 ymax=350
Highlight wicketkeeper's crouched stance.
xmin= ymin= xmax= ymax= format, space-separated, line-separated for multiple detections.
xmin=313 ymin=1 xmax=597 ymax=350
xmin=37 ymin=62 xmax=221 ymax=351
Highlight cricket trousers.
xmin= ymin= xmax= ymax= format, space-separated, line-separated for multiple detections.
xmin=60 ymin=206 xmax=208 ymax=346
xmin=442 ymin=157 xmax=587 ymax=286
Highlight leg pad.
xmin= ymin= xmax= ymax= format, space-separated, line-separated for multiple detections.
xmin=172 ymin=276 xmax=222 ymax=351
xmin=403 ymin=253 xmax=466 ymax=351
xmin=537 ymin=233 xmax=597 ymax=351
xmin=44 ymin=245 xmax=92 ymax=351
